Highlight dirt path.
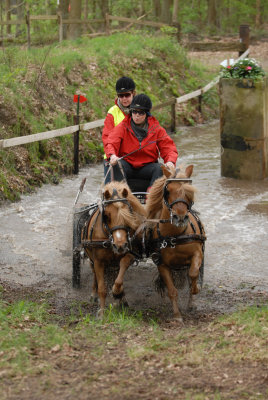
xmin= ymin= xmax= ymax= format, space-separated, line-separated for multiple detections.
xmin=188 ymin=41 xmax=268 ymax=73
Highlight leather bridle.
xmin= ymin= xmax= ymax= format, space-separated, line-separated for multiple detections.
xmin=163 ymin=178 xmax=193 ymax=226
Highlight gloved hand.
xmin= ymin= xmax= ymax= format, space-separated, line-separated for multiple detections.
xmin=110 ymin=154 xmax=120 ymax=166
xmin=166 ymin=161 xmax=175 ymax=170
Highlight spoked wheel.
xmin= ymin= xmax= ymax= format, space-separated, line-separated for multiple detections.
xmin=72 ymin=211 xmax=81 ymax=289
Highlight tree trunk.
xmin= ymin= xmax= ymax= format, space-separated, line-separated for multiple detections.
xmin=161 ymin=0 xmax=172 ymax=24
xmin=172 ymin=0 xmax=179 ymax=24
xmin=6 ymin=0 xmax=11 ymax=35
xmin=84 ymin=0 xmax=89 ymax=19
xmin=153 ymin=0 xmax=161 ymax=19
xmin=196 ymin=0 xmax=202 ymax=30
xmin=68 ymin=0 xmax=82 ymax=40
xmin=0 ymin=0 xmax=3 ymax=38
xmin=100 ymin=0 xmax=109 ymax=18
xmin=207 ymin=0 xmax=218 ymax=33
xmin=58 ymin=0 xmax=69 ymax=39
xmin=15 ymin=0 xmax=24 ymax=37
xmin=100 ymin=0 xmax=108 ymax=30
xmin=83 ymin=0 xmax=89 ymax=34
xmin=255 ymin=0 xmax=261 ymax=28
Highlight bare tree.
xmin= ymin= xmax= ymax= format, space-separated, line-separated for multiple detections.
xmin=172 ymin=0 xmax=179 ymax=24
xmin=68 ymin=0 xmax=82 ymax=39
xmin=6 ymin=0 xmax=11 ymax=35
xmin=161 ymin=0 xmax=172 ymax=23
xmin=207 ymin=0 xmax=219 ymax=32
xmin=15 ymin=0 xmax=24 ymax=38
xmin=58 ymin=0 xmax=69 ymax=39
xmin=255 ymin=0 xmax=261 ymax=28
xmin=153 ymin=0 xmax=162 ymax=19
xmin=84 ymin=0 xmax=89 ymax=19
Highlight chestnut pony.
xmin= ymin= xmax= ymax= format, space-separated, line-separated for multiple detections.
xmin=145 ymin=165 xmax=206 ymax=322
xmin=81 ymin=181 xmax=146 ymax=317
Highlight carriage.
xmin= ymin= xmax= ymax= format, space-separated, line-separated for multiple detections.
xmin=72 ymin=165 xmax=206 ymax=321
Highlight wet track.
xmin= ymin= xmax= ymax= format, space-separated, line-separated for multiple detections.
xmin=1 ymin=121 xmax=268 ymax=315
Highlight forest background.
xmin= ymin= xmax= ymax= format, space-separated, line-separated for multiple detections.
xmin=2 ymin=0 xmax=268 ymax=41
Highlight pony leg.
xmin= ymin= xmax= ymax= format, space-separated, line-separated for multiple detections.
xmin=93 ymin=260 xmax=107 ymax=318
xmin=89 ymin=262 xmax=99 ymax=304
xmin=158 ymin=264 xmax=182 ymax=321
xmin=189 ymin=251 xmax=203 ymax=295
xmin=112 ymin=254 xmax=134 ymax=307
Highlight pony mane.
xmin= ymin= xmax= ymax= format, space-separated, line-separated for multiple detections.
xmin=103 ymin=181 xmax=146 ymax=230
xmin=145 ymin=175 xmax=166 ymax=219
xmin=145 ymin=168 xmax=196 ymax=219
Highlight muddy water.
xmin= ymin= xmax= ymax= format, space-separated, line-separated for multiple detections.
xmin=0 ymin=121 xmax=267 ymax=313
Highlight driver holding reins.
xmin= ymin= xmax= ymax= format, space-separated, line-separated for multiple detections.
xmin=106 ymin=93 xmax=178 ymax=190
xmin=102 ymin=76 xmax=136 ymax=183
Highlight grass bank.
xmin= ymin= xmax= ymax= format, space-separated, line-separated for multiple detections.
xmin=0 ymin=285 xmax=267 ymax=399
xmin=0 ymin=32 xmax=219 ymax=203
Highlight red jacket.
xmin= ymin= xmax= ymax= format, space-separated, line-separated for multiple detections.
xmin=102 ymin=99 xmax=127 ymax=157
xmin=106 ymin=115 xmax=178 ymax=168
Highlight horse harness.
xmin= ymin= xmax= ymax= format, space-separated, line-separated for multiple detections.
xmin=80 ymin=188 xmax=141 ymax=258
xmin=148 ymin=178 xmax=206 ymax=266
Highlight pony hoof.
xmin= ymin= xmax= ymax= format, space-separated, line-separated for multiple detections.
xmin=96 ymin=309 xmax=104 ymax=319
xmin=120 ymin=300 xmax=129 ymax=309
xmin=191 ymin=284 xmax=200 ymax=295
xmin=90 ymin=295 xmax=99 ymax=304
xmin=173 ymin=317 xmax=184 ymax=326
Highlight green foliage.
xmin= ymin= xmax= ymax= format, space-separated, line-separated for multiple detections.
xmin=220 ymin=58 xmax=266 ymax=80
xmin=160 ymin=25 xmax=177 ymax=34
xmin=0 ymin=32 xmax=218 ymax=201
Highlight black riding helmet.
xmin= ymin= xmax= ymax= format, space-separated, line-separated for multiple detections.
xmin=130 ymin=94 xmax=152 ymax=113
xmin=116 ymin=76 xmax=135 ymax=94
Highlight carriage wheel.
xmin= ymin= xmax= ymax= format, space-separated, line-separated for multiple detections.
xmin=72 ymin=212 xmax=82 ymax=288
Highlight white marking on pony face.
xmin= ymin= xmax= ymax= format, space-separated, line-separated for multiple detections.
xmin=114 ymin=230 xmax=123 ymax=240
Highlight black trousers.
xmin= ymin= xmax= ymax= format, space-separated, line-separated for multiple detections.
xmin=105 ymin=159 xmax=163 ymax=188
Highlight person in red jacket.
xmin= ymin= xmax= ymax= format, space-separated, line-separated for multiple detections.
xmin=107 ymin=94 xmax=178 ymax=190
xmin=102 ymin=76 xmax=136 ymax=182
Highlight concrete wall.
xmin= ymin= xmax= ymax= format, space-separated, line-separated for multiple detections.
xmin=220 ymin=77 xmax=268 ymax=179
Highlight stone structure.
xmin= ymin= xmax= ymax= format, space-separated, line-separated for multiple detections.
xmin=220 ymin=77 xmax=268 ymax=179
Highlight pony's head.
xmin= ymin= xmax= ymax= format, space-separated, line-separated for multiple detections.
xmin=163 ymin=165 xmax=195 ymax=227
xmin=146 ymin=165 xmax=196 ymax=227
xmin=102 ymin=181 xmax=145 ymax=254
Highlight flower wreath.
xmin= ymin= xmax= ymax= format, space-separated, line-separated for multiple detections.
xmin=220 ymin=58 xmax=265 ymax=80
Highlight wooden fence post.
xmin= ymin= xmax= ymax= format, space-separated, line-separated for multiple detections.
xmin=73 ymin=115 xmax=80 ymax=174
xmin=58 ymin=11 xmax=63 ymax=43
xmin=171 ymin=99 xmax=176 ymax=133
xmin=26 ymin=10 xmax=30 ymax=49
xmin=105 ymin=13 xmax=110 ymax=35
xmin=239 ymin=24 xmax=250 ymax=57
